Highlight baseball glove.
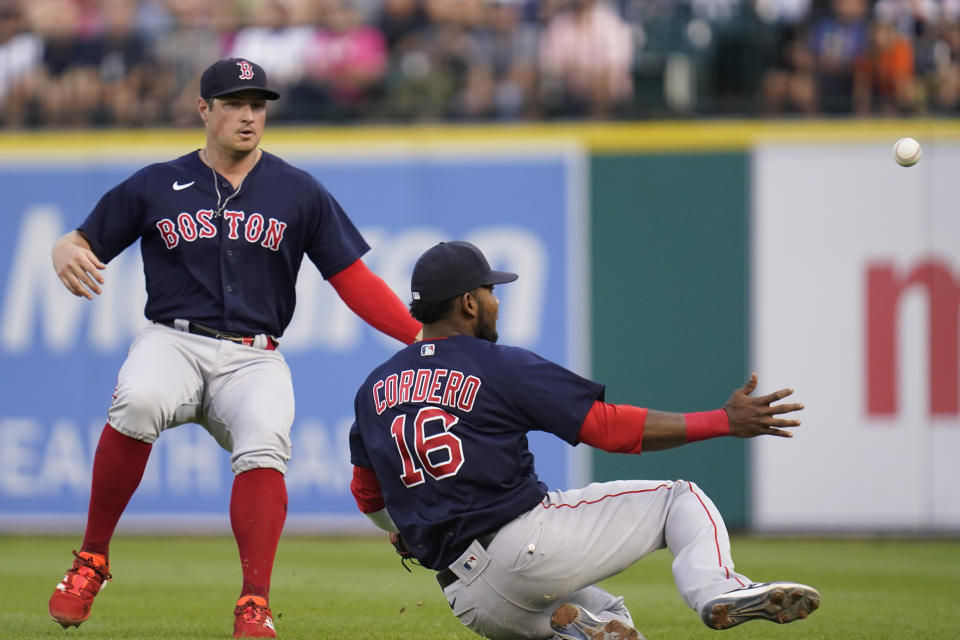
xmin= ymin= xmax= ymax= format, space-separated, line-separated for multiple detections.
xmin=390 ymin=532 xmax=420 ymax=572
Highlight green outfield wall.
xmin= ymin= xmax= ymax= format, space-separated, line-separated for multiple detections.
xmin=590 ymin=152 xmax=750 ymax=527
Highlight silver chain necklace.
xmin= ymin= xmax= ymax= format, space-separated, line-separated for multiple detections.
xmin=201 ymin=149 xmax=248 ymax=218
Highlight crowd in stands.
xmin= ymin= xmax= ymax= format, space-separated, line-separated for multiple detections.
xmin=2 ymin=0 xmax=959 ymax=127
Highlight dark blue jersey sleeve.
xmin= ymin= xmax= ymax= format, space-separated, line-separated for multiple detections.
xmin=494 ymin=345 xmax=605 ymax=444
xmin=78 ymin=167 xmax=150 ymax=263
xmin=304 ymin=181 xmax=370 ymax=279
xmin=349 ymin=420 xmax=372 ymax=468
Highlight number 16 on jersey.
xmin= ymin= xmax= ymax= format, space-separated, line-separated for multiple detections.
xmin=390 ymin=406 xmax=465 ymax=487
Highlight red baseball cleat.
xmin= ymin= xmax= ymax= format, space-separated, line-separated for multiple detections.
xmin=233 ymin=595 xmax=277 ymax=638
xmin=48 ymin=550 xmax=112 ymax=628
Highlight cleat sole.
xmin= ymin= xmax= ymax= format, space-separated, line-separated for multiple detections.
xmin=551 ymin=602 xmax=646 ymax=640
xmin=702 ymin=582 xmax=820 ymax=630
xmin=551 ymin=603 xmax=579 ymax=628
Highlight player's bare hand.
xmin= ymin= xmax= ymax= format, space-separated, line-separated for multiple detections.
xmin=723 ymin=372 xmax=803 ymax=439
xmin=52 ymin=232 xmax=106 ymax=299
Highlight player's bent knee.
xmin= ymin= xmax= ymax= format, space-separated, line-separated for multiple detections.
xmin=108 ymin=388 xmax=176 ymax=441
xmin=678 ymin=479 xmax=702 ymax=494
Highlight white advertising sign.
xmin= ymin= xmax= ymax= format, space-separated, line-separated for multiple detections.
xmin=751 ymin=141 xmax=960 ymax=531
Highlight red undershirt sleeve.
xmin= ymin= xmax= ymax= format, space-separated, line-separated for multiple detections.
xmin=577 ymin=400 xmax=649 ymax=455
xmin=328 ymin=259 xmax=422 ymax=345
xmin=351 ymin=465 xmax=385 ymax=514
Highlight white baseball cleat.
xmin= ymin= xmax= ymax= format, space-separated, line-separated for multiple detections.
xmin=700 ymin=581 xmax=820 ymax=630
xmin=550 ymin=602 xmax=645 ymax=640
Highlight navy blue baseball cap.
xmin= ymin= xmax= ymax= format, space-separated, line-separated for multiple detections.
xmin=200 ymin=58 xmax=280 ymax=100
xmin=411 ymin=241 xmax=518 ymax=303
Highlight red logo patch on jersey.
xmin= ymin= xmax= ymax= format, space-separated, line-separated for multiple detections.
xmin=237 ymin=60 xmax=254 ymax=80
xmin=420 ymin=344 xmax=435 ymax=357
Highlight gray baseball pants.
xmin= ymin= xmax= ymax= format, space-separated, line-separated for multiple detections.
xmin=440 ymin=479 xmax=751 ymax=639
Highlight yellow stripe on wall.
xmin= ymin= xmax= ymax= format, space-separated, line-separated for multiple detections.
xmin=1 ymin=119 xmax=959 ymax=157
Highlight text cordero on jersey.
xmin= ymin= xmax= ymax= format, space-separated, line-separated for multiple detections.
xmin=372 ymin=367 xmax=482 ymax=415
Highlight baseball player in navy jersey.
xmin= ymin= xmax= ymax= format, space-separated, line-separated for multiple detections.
xmin=47 ymin=58 xmax=422 ymax=639
xmin=349 ymin=241 xmax=820 ymax=640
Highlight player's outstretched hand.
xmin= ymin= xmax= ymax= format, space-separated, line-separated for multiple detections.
xmin=52 ymin=231 xmax=106 ymax=299
xmin=723 ymin=372 xmax=803 ymax=439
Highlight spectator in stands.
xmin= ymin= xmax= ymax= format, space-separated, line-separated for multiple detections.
xmin=226 ymin=0 xmax=314 ymax=119
xmin=761 ymin=25 xmax=819 ymax=114
xmin=134 ymin=0 xmax=174 ymax=43
xmin=853 ymin=17 xmax=916 ymax=114
xmin=457 ymin=0 xmax=540 ymax=120
xmin=927 ymin=17 xmax=960 ymax=111
xmin=0 ymin=1 xmax=43 ymax=127
xmin=538 ymin=0 xmax=634 ymax=118
xmin=750 ymin=0 xmax=816 ymax=115
xmin=378 ymin=0 xmax=429 ymax=50
xmin=374 ymin=0 xmax=448 ymax=120
xmin=149 ymin=2 xmax=207 ymax=123
xmin=21 ymin=0 xmax=106 ymax=126
xmin=872 ymin=0 xmax=940 ymax=41
xmin=870 ymin=0 xmax=947 ymax=110
xmin=152 ymin=1 xmax=232 ymax=127
xmin=287 ymin=0 xmax=388 ymax=121
xmin=807 ymin=0 xmax=870 ymax=113
xmin=94 ymin=0 xmax=163 ymax=126
xmin=377 ymin=0 xmax=469 ymax=121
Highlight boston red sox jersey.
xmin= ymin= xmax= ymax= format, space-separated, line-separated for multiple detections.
xmin=79 ymin=150 xmax=369 ymax=337
xmin=349 ymin=335 xmax=605 ymax=570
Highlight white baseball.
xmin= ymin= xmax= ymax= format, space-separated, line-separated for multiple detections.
xmin=893 ymin=137 xmax=921 ymax=167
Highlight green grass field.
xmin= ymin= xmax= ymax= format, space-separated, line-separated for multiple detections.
xmin=3 ymin=535 xmax=958 ymax=639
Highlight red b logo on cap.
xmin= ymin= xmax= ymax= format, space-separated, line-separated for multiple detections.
xmin=237 ymin=60 xmax=254 ymax=80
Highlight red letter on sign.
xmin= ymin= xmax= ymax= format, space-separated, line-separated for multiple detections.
xmin=866 ymin=259 xmax=960 ymax=416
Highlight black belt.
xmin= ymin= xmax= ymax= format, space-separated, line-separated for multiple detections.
xmin=436 ymin=531 xmax=497 ymax=590
xmin=157 ymin=320 xmax=277 ymax=349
